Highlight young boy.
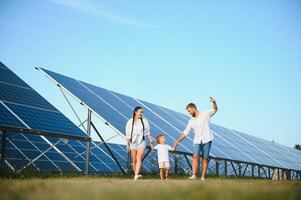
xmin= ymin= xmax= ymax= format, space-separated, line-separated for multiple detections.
xmin=154 ymin=135 xmax=174 ymax=180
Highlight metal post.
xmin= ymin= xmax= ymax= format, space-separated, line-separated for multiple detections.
xmin=251 ymin=164 xmax=254 ymax=177
xmin=258 ymin=165 xmax=260 ymax=177
xmin=287 ymin=170 xmax=291 ymax=180
xmin=277 ymin=169 xmax=280 ymax=180
xmin=127 ymin=151 xmax=131 ymax=175
xmin=1 ymin=130 xmax=7 ymax=169
xmin=224 ymin=160 xmax=227 ymax=176
xmin=238 ymin=163 xmax=241 ymax=177
xmin=281 ymin=169 xmax=284 ymax=180
xmin=85 ymin=109 xmax=92 ymax=176
xmin=268 ymin=167 xmax=271 ymax=179
xmin=215 ymin=160 xmax=219 ymax=176
xmin=174 ymin=155 xmax=178 ymax=175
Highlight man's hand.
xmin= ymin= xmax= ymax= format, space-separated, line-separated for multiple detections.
xmin=172 ymin=141 xmax=179 ymax=151
xmin=210 ymin=96 xmax=215 ymax=103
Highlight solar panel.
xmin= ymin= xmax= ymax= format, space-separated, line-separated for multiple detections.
xmin=0 ymin=63 xmax=126 ymax=173
xmin=40 ymin=68 xmax=301 ymax=173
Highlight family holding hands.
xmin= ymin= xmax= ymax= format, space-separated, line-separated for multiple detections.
xmin=126 ymin=97 xmax=218 ymax=181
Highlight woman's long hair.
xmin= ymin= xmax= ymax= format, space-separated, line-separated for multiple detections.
xmin=130 ymin=106 xmax=143 ymax=142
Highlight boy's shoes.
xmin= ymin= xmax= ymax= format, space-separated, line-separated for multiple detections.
xmin=134 ymin=174 xmax=142 ymax=181
xmin=189 ymin=175 xmax=197 ymax=180
xmin=200 ymin=177 xmax=206 ymax=181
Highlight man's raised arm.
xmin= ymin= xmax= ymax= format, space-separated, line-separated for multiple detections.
xmin=210 ymin=96 xmax=218 ymax=112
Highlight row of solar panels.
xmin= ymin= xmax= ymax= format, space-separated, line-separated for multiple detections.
xmin=40 ymin=68 xmax=301 ymax=171
xmin=0 ymin=61 xmax=300 ymax=175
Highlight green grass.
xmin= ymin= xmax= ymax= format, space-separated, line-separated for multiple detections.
xmin=1 ymin=176 xmax=300 ymax=200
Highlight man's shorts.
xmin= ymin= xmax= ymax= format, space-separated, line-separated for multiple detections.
xmin=130 ymin=140 xmax=146 ymax=150
xmin=193 ymin=141 xmax=212 ymax=159
xmin=158 ymin=161 xmax=170 ymax=169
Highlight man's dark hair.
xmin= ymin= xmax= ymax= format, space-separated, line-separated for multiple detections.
xmin=186 ymin=103 xmax=197 ymax=110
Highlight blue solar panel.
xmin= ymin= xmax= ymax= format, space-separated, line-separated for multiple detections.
xmin=5 ymin=102 xmax=84 ymax=136
xmin=41 ymin=68 xmax=301 ymax=173
xmin=0 ymin=103 xmax=25 ymax=128
xmin=0 ymin=68 xmax=30 ymax=88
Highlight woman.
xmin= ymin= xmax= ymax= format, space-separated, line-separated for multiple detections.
xmin=126 ymin=106 xmax=154 ymax=180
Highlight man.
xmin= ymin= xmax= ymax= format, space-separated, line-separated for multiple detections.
xmin=173 ymin=97 xmax=218 ymax=180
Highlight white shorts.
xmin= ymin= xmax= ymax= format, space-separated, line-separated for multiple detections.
xmin=159 ymin=161 xmax=170 ymax=169
xmin=130 ymin=140 xmax=146 ymax=150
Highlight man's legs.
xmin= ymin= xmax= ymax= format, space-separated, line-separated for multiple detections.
xmin=201 ymin=158 xmax=209 ymax=178
xmin=159 ymin=168 xmax=164 ymax=180
xmin=200 ymin=141 xmax=212 ymax=179
xmin=192 ymin=154 xmax=199 ymax=176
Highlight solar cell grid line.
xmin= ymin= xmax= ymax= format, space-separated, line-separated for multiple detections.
xmin=228 ymin=129 xmax=289 ymax=169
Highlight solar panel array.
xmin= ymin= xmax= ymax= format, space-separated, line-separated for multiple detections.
xmin=0 ymin=62 xmax=130 ymax=173
xmin=40 ymin=68 xmax=301 ymax=172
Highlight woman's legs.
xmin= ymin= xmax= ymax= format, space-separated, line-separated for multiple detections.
xmin=131 ymin=150 xmax=137 ymax=174
xmin=134 ymin=148 xmax=144 ymax=176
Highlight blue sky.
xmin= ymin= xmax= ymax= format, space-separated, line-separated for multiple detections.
xmin=0 ymin=0 xmax=300 ymax=147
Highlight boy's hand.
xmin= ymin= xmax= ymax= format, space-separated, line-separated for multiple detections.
xmin=171 ymin=147 xmax=176 ymax=152
xmin=210 ymin=96 xmax=215 ymax=102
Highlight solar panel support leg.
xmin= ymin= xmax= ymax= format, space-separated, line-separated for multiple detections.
xmin=142 ymin=148 xmax=151 ymax=162
xmin=224 ymin=161 xmax=227 ymax=177
xmin=258 ymin=165 xmax=260 ymax=177
xmin=174 ymin=155 xmax=178 ymax=175
xmin=184 ymin=155 xmax=192 ymax=171
xmin=127 ymin=151 xmax=131 ymax=176
xmin=1 ymin=130 xmax=7 ymax=169
xmin=268 ymin=167 xmax=271 ymax=179
xmin=85 ymin=109 xmax=92 ymax=176
xmin=230 ymin=161 xmax=238 ymax=177
xmin=242 ymin=164 xmax=248 ymax=177
xmin=277 ymin=169 xmax=280 ymax=180
xmin=90 ymin=122 xmax=125 ymax=174
xmin=281 ymin=169 xmax=284 ymax=180
xmin=251 ymin=164 xmax=254 ymax=177
xmin=238 ymin=163 xmax=241 ymax=177
xmin=215 ymin=160 xmax=219 ymax=176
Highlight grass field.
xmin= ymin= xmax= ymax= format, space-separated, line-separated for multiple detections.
xmin=1 ymin=176 xmax=300 ymax=200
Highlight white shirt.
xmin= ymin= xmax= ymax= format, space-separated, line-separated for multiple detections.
xmin=125 ymin=117 xmax=150 ymax=144
xmin=154 ymin=144 xmax=172 ymax=163
xmin=183 ymin=109 xmax=217 ymax=144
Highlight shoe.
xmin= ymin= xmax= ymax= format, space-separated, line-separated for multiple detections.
xmin=200 ymin=177 xmax=206 ymax=181
xmin=189 ymin=175 xmax=197 ymax=180
xmin=134 ymin=174 xmax=142 ymax=181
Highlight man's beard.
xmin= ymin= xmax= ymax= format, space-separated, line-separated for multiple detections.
xmin=191 ymin=112 xmax=196 ymax=117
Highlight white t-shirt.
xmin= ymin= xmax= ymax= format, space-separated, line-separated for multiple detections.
xmin=154 ymin=144 xmax=172 ymax=163
xmin=125 ymin=117 xmax=150 ymax=144
xmin=183 ymin=108 xmax=217 ymax=144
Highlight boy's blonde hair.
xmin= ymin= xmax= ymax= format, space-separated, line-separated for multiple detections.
xmin=156 ymin=135 xmax=164 ymax=144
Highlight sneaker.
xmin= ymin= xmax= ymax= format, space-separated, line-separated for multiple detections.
xmin=134 ymin=174 xmax=142 ymax=181
xmin=189 ymin=175 xmax=197 ymax=180
xmin=200 ymin=177 xmax=206 ymax=181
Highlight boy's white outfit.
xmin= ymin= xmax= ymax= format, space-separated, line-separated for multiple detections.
xmin=154 ymin=144 xmax=172 ymax=168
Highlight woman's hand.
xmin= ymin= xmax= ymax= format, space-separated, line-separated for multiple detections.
xmin=126 ymin=140 xmax=130 ymax=152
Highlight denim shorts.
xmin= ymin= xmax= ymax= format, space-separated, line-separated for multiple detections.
xmin=130 ymin=140 xmax=146 ymax=150
xmin=193 ymin=141 xmax=212 ymax=159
